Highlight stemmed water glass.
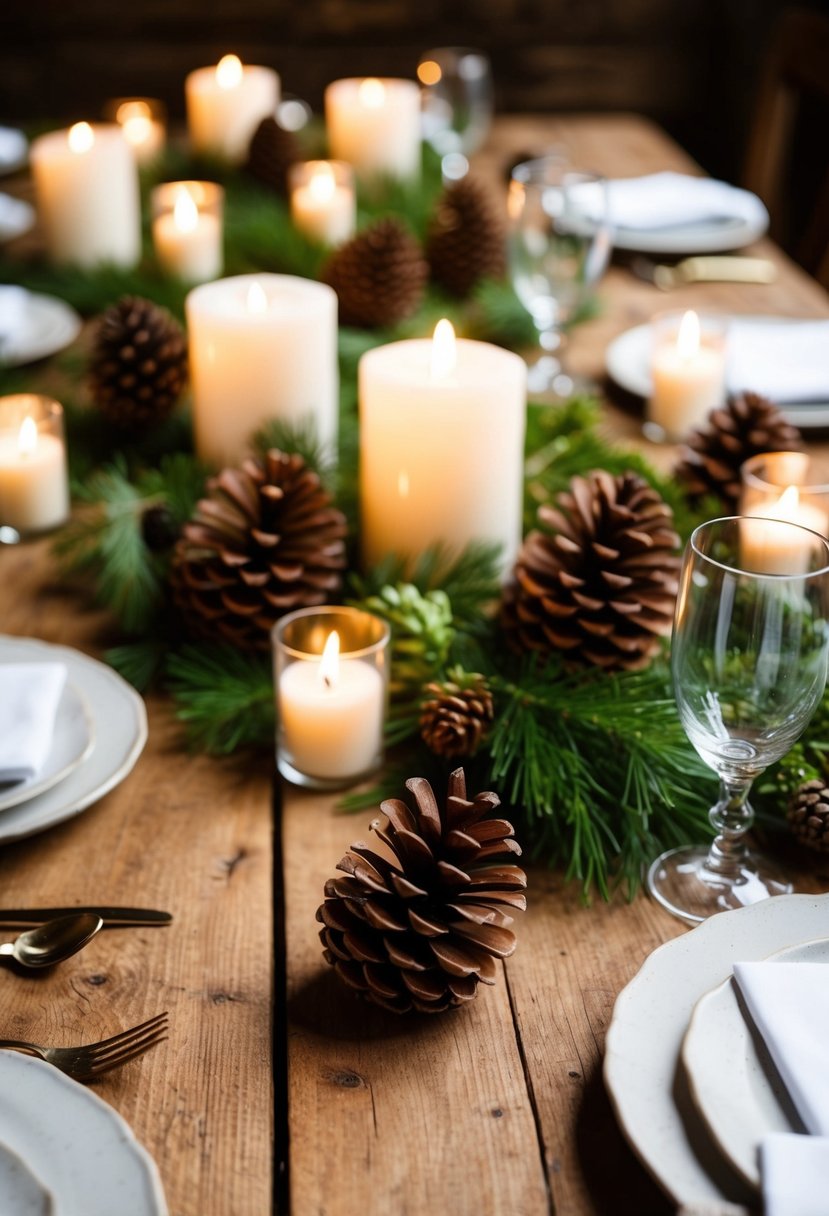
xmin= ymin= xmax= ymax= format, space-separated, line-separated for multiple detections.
xmin=418 ymin=47 xmax=493 ymax=179
xmin=507 ymin=156 xmax=611 ymax=399
xmin=648 ymin=515 xmax=829 ymax=925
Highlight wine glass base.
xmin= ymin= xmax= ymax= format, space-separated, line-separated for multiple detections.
xmin=525 ymin=357 xmax=590 ymax=401
xmin=646 ymin=844 xmax=794 ymax=926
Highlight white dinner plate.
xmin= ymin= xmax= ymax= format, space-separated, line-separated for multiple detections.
xmin=0 ymin=1051 xmax=167 ymax=1215
xmin=0 ymin=636 xmax=147 ymax=844
xmin=0 ymin=128 xmax=28 ymax=176
xmin=0 ymin=1140 xmax=54 ymax=1215
xmin=0 ymin=681 xmax=94 ymax=812
xmin=0 ymin=292 xmax=82 ymax=367
xmin=612 ymin=194 xmax=768 ymax=254
xmin=603 ymin=892 xmax=829 ymax=1208
xmin=682 ymin=936 xmax=829 ymax=1190
xmin=0 ymin=193 xmax=35 ymax=242
xmin=605 ymin=317 xmax=829 ymax=430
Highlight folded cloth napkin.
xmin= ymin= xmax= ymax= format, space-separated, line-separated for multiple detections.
xmin=0 ymin=284 xmax=29 ymax=345
xmin=760 ymin=1133 xmax=829 ymax=1216
xmin=727 ymin=319 xmax=829 ymax=403
xmin=0 ymin=663 xmax=67 ymax=784
xmin=603 ymin=171 xmax=767 ymax=231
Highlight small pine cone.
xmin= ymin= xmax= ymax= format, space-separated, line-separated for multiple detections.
xmin=420 ymin=675 xmax=494 ymax=759
xmin=141 ymin=504 xmax=179 ymax=553
xmin=426 ymin=177 xmax=506 ymax=297
xmin=317 ymin=768 xmax=526 ymax=1014
xmin=170 ymin=449 xmax=347 ymax=650
xmin=787 ymin=779 xmax=829 ymax=853
xmin=321 ymin=217 xmax=427 ymax=328
xmin=89 ymin=296 xmax=187 ymax=431
xmin=675 ymin=391 xmax=803 ymax=510
xmin=502 ymin=470 xmax=680 ymax=672
xmin=246 ymin=116 xmax=301 ymax=195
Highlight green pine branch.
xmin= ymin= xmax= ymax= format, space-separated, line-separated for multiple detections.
xmin=166 ymin=644 xmax=275 ymax=755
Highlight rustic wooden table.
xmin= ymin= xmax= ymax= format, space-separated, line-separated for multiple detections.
xmin=0 ymin=113 xmax=827 ymax=1216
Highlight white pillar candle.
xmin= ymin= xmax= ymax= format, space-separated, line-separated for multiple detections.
xmin=186 ymin=54 xmax=280 ymax=165
xmin=0 ymin=397 xmax=69 ymax=535
xmin=741 ymin=486 xmax=828 ymax=575
xmin=647 ymin=310 xmax=726 ymax=441
xmin=186 ymin=273 xmax=338 ymax=467
xmin=289 ymin=160 xmax=356 ymax=246
xmin=325 ymin=77 xmax=421 ymax=182
xmin=109 ymin=98 xmax=166 ymax=166
xmin=359 ymin=320 xmax=527 ymax=574
xmin=30 ymin=122 xmax=141 ymax=268
xmin=152 ymin=181 xmax=223 ymax=283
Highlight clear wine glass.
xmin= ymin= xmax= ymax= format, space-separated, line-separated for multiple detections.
xmin=507 ymin=156 xmax=611 ymax=400
xmin=648 ymin=515 xmax=829 ymax=925
xmin=418 ymin=47 xmax=493 ymax=179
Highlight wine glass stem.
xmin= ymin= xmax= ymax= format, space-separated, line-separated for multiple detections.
xmin=705 ymin=777 xmax=754 ymax=878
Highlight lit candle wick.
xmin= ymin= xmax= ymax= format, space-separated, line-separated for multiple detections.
xmin=216 ymin=54 xmax=243 ymax=89
xmin=246 ymin=281 xmax=269 ymax=314
xmin=309 ymin=166 xmax=336 ymax=203
xmin=358 ymin=78 xmax=385 ymax=108
xmin=320 ymin=630 xmax=340 ymax=690
xmin=68 ymin=122 xmax=94 ymax=154
xmin=676 ymin=310 xmax=700 ymax=359
xmin=430 ymin=318 xmax=457 ymax=380
xmin=17 ymin=416 xmax=38 ymax=460
xmin=173 ymin=187 xmax=199 ymax=234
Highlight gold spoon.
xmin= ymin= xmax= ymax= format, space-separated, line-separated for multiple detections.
xmin=0 ymin=913 xmax=103 ymax=968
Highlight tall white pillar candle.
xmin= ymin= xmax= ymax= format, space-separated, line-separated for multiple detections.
xmin=30 ymin=123 xmax=141 ymax=268
xmin=647 ymin=310 xmax=727 ymax=441
xmin=186 ymin=54 xmax=280 ymax=164
xmin=152 ymin=181 xmax=223 ymax=283
xmin=359 ymin=321 xmax=527 ymax=573
xmin=325 ymin=77 xmax=421 ymax=182
xmin=186 ymin=273 xmax=338 ymax=467
xmin=0 ymin=396 xmax=70 ymax=535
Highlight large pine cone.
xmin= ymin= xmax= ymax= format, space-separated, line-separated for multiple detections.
xmin=317 ymin=768 xmax=526 ymax=1014
xmin=171 ymin=449 xmax=347 ymax=650
xmin=787 ymin=779 xmax=829 ymax=853
xmin=420 ymin=674 xmax=494 ymax=759
xmin=502 ymin=471 xmax=680 ymax=672
xmin=246 ymin=116 xmax=301 ymax=195
xmin=89 ymin=296 xmax=187 ymax=431
xmin=426 ymin=176 xmax=506 ymax=298
xmin=675 ymin=391 xmax=803 ymax=510
xmin=321 ymin=217 xmax=427 ymax=328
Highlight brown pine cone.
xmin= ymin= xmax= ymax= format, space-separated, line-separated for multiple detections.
xmin=675 ymin=391 xmax=803 ymax=510
xmin=317 ymin=768 xmax=526 ymax=1014
xmin=502 ymin=471 xmax=680 ymax=672
xmin=170 ymin=449 xmax=347 ymax=650
xmin=89 ymin=296 xmax=187 ymax=431
xmin=246 ymin=116 xmax=301 ymax=195
xmin=426 ymin=176 xmax=506 ymax=298
xmin=321 ymin=217 xmax=427 ymax=328
xmin=786 ymin=779 xmax=829 ymax=853
xmin=420 ymin=674 xmax=495 ymax=759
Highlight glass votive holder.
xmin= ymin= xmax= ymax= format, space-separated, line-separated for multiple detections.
xmin=272 ymin=606 xmax=390 ymax=791
xmin=151 ymin=181 xmax=224 ymax=283
xmin=740 ymin=450 xmax=829 ymax=537
xmin=104 ymin=97 xmax=167 ymax=166
xmin=288 ymin=160 xmax=356 ymax=247
xmin=645 ymin=310 xmax=728 ymax=443
xmin=0 ymin=395 xmax=70 ymax=539
xmin=417 ymin=47 xmax=493 ymax=159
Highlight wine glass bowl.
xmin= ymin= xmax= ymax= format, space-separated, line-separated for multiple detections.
xmin=418 ymin=47 xmax=493 ymax=171
xmin=648 ymin=515 xmax=829 ymax=924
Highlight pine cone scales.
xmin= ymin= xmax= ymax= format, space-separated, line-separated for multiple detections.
xmin=426 ymin=176 xmax=506 ymax=297
xmin=787 ymin=779 xmax=829 ymax=852
xmin=503 ymin=471 xmax=680 ymax=671
xmin=322 ymin=217 xmax=427 ymax=328
xmin=317 ymin=769 xmax=526 ymax=1014
xmin=421 ymin=675 xmax=494 ymax=758
xmin=171 ymin=450 xmax=347 ymax=650
xmin=90 ymin=296 xmax=187 ymax=430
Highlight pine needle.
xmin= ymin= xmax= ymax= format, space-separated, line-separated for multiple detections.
xmin=167 ymin=645 xmax=275 ymax=755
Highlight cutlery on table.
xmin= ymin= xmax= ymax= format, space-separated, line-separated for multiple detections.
xmin=0 ymin=914 xmax=102 ymax=968
xmin=0 ymin=1011 xmax=169 ymax=1081
xmin=0 ymin=906 xmax=172 ymax=928
xmin=630 ymin=254 xmax=777 ymax=290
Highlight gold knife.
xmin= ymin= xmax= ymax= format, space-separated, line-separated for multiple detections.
xmin=631 ymin=254 xmax=777 ymax=290
xmin=0 ymin=906 xmax=172 ymax=927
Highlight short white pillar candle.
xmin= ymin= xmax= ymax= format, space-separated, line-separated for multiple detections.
xmin=647 ymin=310 xmax=727 ymax=441
xmin=0 ymin=395 xmax=70 ymax=535
xmin=186 ymin=54 xmax=280 ymax=165
xmin=106 ymin=97 xmax=166 ymax=166
xmin=325 ymin=77 xmax=421 ymax=182
xmin=289 ymin=160 xmax=356 ymax=246
xmin=152 ymin=181 xmax=224 ymax=283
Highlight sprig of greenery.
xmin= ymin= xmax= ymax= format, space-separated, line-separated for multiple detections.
xmin=167 ymin=644 xmax=275 ymax=754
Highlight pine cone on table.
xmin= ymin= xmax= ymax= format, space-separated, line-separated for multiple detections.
xmin=426 ymin=176 xmax=506 ymax=298
xmin=675 ymin=391 xmax=803 ymax=510
xmin=170 ymin=449 xmax=347 ymax=650
xmin=420 ymin=674 xmax=495 ymax=759
xmin=786 ymin=779 xmax=829 ymax=853
xmin=321 ymin=217 xmax=427 ymax=328
xmin=89 ymin=296 xmax=187 ymax=431
xmin=501 ymin=471 xmax=680 ymax=672
xmin=246 ymin=116 xmax=301 ymax=195
xmin=317 ymin=768 xmax=526 ymax=1014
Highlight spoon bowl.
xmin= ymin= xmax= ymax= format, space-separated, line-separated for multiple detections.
xmin=0 ymin=913 xmax=103 ymax=968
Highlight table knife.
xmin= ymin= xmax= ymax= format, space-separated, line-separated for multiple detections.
xmin=0 ymin=906 xmax=172 ymax=927
xmin=631 ymin=254 xmax=777 ymax=290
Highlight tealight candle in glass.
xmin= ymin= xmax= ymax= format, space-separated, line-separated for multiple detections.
xmin=151 ymin=181 xmax=224 ymax=283
xmin=105 ymin=97 xmax=166 ymax=166
xmin=739 ymin=451 xmax=829 ymax=575
xmin=272 ymin=607 xmax=390 ymax=790
xmin=645 ymin=310 xmax=727 ymax=442
xmin=289 ymin=161 xmax=356 ymax=247
xmin=0 ymin=395 xmax=69 ymax=538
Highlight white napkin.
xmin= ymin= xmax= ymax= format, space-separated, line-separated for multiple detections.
xmin=760 ymin=1133 xmax=829 ymax=1216
xmin=0 ymin=127 xmax=27 ymax=169
xmin=0 ymin=285 xmax=29 ymax=345
xmin=603 ymin=171 xmax=766 ymax=231
xmin=727 ymin=319 xmax=829 ymax=403
xmin=0 ymin=663 xmax=67 ymax=784
xmin=0 ymin=195 xmax=35 ymax=243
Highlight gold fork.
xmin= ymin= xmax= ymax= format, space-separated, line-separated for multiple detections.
xmin=0 ymin=1011 xmax=168 ymax=1081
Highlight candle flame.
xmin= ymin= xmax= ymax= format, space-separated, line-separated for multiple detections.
xmin=17 ymin=416 xmax=38 ymax=459
xmin=319 ymin=630 xmax=340 ymax=689
xmin=173 ymin=186 xmax=199 ymax=233
xmin=772 ymin=485 xmax=801 ymax=519
xmin=122 ymin=114 xmax=153 ymax=147
xmin=216 ymin=54 xmax=243 ymax=89
xmin=116 ymin=100 xmax=152 ymax=124
xmin=308 ymin=164 xmax=336 ymax=203
xmin=68 ymin=122 xmax=94 ymax=154
xmin=246 ymin=281 xmax=269 ymax=314
xmin=431 ymin=318 xmax=457 ymax=380
xmin=417 ymin=60 xmax=442 ymax=86
xmin=676 ymin=310 xmax=700 ymax=360
xmin=358 ymin=78 xmax=386 ymax=108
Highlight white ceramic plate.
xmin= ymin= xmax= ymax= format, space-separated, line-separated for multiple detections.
xmin=0 ymin=193 xmax=35 ymax=242
xmin=612 ymin=194 xmax=768 ymax=254
xmin=0 ymin=128 xmax=28 ymax=176
xmin=0 ymin=637 xmax=147 ymax=844
xmin=0 ymin=1140 xmax=54 ymax=1215
xmin=682 ymin=937 xmax=829 ymax=1190
xmin=0 ymin=293 xmax=82 ymax=367
xmin=603 ymin=892 xmax=829 ymax=1208
xmin=605 ymin=317 xmax=829 ymax=430
xmin=0 ymin=681 xmax=95 ymax=812
xmin=0 ymin=1050 xmax=167 ymax=1215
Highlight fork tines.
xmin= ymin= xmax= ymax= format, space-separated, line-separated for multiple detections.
xmin=83 ymin=1011 xmax=169 ymax=1078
